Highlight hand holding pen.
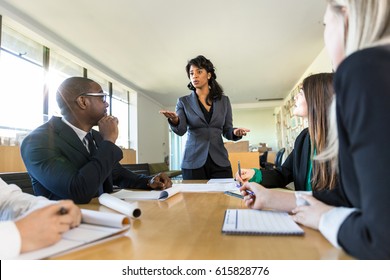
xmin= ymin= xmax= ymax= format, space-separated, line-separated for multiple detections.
xmin=57 ymin=200 xmax=82 ymax=229
xmin=239 ymin=182 xmax=272 ymax=209
xmin=15 ymin=200 xmax=81 ymax=253
xmin=237 ymin=182 xmax=255 ymax=196
xmin=235 ymin=168 xmax=255 ymax=184
xmin=237 ymin=161 xmax=255 ymax=196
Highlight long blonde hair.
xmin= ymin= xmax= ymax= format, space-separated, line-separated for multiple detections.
xmin=327 ymin=0 xmax=390 ymax=55
xmin=317 ymin=0 xmax=390 ymax=172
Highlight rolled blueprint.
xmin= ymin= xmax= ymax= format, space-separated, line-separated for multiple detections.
xmin=98 ymin=193 xmax=141 ymax=218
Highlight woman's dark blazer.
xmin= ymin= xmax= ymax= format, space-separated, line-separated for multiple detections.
xmin=333 ymin=46 xmax=390 ymax=259
xmin=170 ymin=92 xmax=241 ymax=169
xmin=261 ymin=128 xmax=349 ymax=207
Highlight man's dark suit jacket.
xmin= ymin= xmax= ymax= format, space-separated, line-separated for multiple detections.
xmin=21 ymin=116 xmax=150 ymax=203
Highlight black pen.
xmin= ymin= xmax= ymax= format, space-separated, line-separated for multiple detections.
xmin=58 ymin=206 xmax=68 ymax=215
xmin=238 ymin=160 xmax=242 ymax=186
xmin=237 ymin=160 xmax=255 ymax=196
xmin=235 ymin=183 xmax=255 ymax=196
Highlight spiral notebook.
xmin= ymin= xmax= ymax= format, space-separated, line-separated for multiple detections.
xmin=222 ymin=209 xmax=304 ymax=235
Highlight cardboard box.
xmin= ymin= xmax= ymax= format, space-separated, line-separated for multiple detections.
xmin=224 ymin=141 xmax=249 ymax=153
xmin=258 ymin=143 xmax=272 ymax=153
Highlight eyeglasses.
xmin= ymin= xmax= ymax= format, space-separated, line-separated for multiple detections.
xmin=78 ymin=92 xmax=109 ymax=103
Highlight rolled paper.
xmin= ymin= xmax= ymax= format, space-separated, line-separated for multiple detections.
xmin=98 ymin=193 xmax=141 ymax=218
xmin=81 ymin=208 xmax=130 ymax=227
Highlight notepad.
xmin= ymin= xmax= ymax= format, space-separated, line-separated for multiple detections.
xmin=17 ymin=209 xmax=130 ymax=259
xmin=222 ymin=209 xmax=304 ymax=235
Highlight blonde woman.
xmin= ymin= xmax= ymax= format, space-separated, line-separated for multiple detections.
xmin=289 ymin=1 xmax=390 ymax=259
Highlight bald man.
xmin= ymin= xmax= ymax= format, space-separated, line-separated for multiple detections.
xmin=21 ymin=77 xmax=171 ymax=204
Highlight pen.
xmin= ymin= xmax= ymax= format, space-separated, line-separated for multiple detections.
xmin=238 ymin=160 xmax=242 ymax=186
xmin=235 ymin=183 xmax=255 ymax=196
xmin=58 ymin=206 xmax=68 ymax=215
xmin=236 ymin=161 xmax=255 ymax=196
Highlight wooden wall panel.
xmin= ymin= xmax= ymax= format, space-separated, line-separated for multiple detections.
xmin=228 ymin=152 xmax=260 ymax=177
xmin=0 ymin=146 xmax=137 ymax=172
xmin=120 ymin=149 xmax=136 ymax=164
xmin=0 ymin=146 xmax=26 ymax=172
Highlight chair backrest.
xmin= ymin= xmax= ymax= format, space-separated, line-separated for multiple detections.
xmin=0 ymin=172 xmax=34 ymax=195
xmin=122 ymin=163 xmax=150 ymax=176
xmin=259 ymin=151 xmax=268 ymax=168
xmin=274 ymin=148 xmax=286 ymax=167
xmin=149 ymin=162 xmax=169 ymax=175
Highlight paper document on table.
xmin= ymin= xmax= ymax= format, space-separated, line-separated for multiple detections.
xmin=222 ymin=209 xmax=304 ymax=235
xmin=207 ymin=178 xmax=235 ymax=184
xmin=111 ymin=183 xmax=237 ymax=201
xmin=112 ymin=185 xmax=181 ymax=201
xmin=177 ymin=183 xmax=237 ymax=192
xmin=17 ymin=209 xmax=130 ymax=259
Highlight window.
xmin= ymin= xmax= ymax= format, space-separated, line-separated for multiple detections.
xmin=48 ymin=51 xmax=83 ymax=117
xmin=87 ymin=71 xmax=110 ymax=94
xmin=0 ymin=23 xmax=136 ymax=151
xmin=169 ymin=130 xmax=186 ymax=170
xmin=112 ymin=85 xmax=130 ymax=149
xmin=1 ymin=25 xmax=43 ymax=65
xmin=0 ymin=25 xmax=45 ymax=145
xmin=129 ymin=91 xmax=138 ymax=151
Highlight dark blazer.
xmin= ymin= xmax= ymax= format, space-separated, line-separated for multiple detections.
xmin=334 ymin=46 xmax=390 ymax=259
xmin=261 ymin=128 xmax=310 ymax=191
xmin=170 ymin=92 xmax=240 ymax=169
xmin=21 ymin=116 xmax=150 ymax=204
xmin=262 ymin=128 xmax=349 ymax=207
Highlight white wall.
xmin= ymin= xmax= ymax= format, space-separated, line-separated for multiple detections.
xmin=232 ymin=108 xmax=277 ymax=151
xmin=136 ymin=93 xmax=169 ymax=163
xmin=274 ymin=48 xmax=333 ymax=155
xmin=296 ymin=48 xmax=333 ymax=86
xmin=228 ymin=49 xmax=332 ymax=155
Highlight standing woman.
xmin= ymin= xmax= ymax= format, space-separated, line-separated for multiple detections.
xmin=160 ymin=55 xmax=249 ymax=180
xmin=290 ymin=0 xmax=390 ymax=259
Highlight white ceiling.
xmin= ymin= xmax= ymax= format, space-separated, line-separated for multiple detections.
xmin=0 ymin=0 xmax=327 ymax=108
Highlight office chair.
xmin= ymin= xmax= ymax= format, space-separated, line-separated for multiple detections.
xmin=259 ymin=151 xmax=268 ymax=168
xmin=274 ymin=148 xmax=286 ymax=167
xmin=262 ymin=148 xmax=285 ymax=170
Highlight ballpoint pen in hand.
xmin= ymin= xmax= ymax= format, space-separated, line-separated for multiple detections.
xmin=237 ymin=161 xmax=254 ymax=196
xmin=235 ymin=183 xmax=255 ymax=196
xmin=238 ymin=160 xmax=242 ymax=186
xmin=58 ymin=206 xmax=68 ymax=215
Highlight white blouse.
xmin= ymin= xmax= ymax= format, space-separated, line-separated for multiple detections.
xmin=0 ymin=178 xmax=50 ymax=259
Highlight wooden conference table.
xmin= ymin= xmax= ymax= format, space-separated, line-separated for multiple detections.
xmin=52 ymin=181 xmax=353 ymax=260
